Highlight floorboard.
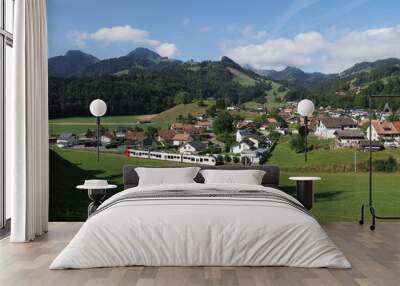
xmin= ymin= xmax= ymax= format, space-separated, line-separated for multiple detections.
xmin=0 ymin=222 xmax=399 ymax=286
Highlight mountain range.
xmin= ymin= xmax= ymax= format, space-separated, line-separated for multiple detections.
xmin=49 ymin=48 xmax=400 ymax=88
xmin=48 ymin=47 xmax=400 ymax=118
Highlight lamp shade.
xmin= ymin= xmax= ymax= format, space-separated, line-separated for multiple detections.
xmin=89 ymin=99 xmax=107 ymax=117
xmin=297 ymin=99 xmax=315 ymax=117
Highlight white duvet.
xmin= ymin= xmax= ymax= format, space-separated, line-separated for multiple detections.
xmin=50 ymin=183 xmax=351 ymax=269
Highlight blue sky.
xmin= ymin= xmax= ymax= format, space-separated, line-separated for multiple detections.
xmin=47 ymin=0 xmax=400 ymax=73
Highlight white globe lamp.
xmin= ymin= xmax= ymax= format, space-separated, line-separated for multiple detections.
xmin=90 ymin=99 xmax=107 ymax=117
xmin=89 ymin=99 xmax=107 ymax=162
xmin=297 ymin=99 xmax=314 ymax=162
xmin=297 ymin=99 xmax=315 ymax=117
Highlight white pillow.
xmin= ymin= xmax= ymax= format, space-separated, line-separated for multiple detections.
xmin=200 ymin=169 xmax=265 ymax=185
xmin=135 ymin=167 xmax=200 ymax=186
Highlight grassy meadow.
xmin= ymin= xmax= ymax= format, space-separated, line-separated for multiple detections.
xmin=49 ymin=116 xmax=169 ymax=135
xmin=50 ymin=140 xmax=400 ymax=223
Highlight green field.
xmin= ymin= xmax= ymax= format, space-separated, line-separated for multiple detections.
xmin=50 ymin=115 xmax=138 ymax=124
xmin=49 ymin=115 xmax=169 ymax=135
xmin=228 ymin=67 xmax=256 ymax=87
xmin=50 ymin=147 xmax=189 ymax=221
xmin=50 ymin=141 xmax=400 ymax=223
xmin=269 ymin=136 xmax=400 ymax=171
xmin=151 ymin=100 xmax=214 ymax=123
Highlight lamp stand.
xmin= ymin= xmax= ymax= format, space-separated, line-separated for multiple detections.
xmin=96 ymin=117 xmax=100 ymax=162
xmin=304 ymin=116 xmax=308 ymax=162
xmin=359 ymin=94 xmax=400 ymax=230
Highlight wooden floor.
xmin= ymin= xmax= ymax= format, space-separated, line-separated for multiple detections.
xmin=0 ymin=222 xmax=399 ymax=286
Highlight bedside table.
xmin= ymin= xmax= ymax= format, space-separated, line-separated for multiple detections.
xmin=289 ymin=177 xmax=321 ymax=210
xmin=77 ymin=181 xmax=117 ymax=217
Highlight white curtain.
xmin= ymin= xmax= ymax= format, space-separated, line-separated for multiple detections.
xmin=7 ymin=0 xmax=49 ymax=242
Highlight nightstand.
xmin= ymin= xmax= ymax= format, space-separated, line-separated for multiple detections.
xmin=289 ymin=177 xmax=321 ymax=210
xmin=77 ymin=180 xmax=117 ymax=217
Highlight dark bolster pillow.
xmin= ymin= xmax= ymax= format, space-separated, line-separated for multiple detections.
xmin=123 ymin=165 xmax=280 ymax=189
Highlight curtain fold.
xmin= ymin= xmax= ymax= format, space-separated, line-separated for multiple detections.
xmin=8 ymin=0 xmax=49 ymax=242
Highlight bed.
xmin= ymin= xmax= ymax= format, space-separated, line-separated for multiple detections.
xmin=50 ymin=165 xmax=350 ymax=269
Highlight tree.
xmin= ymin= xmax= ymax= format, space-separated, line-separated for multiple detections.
xmin=133 ymin=126 xmax=144 ymax=132
xmin=215 ymin=98 xmax=226 ymax=110
xmin=197 ymin=100 xmax=207 ymax=107
xmin=213 ymin=111 xmax=235 ymax=134
xmin=174 ymin=91 xmax=192 ymax=105
xmin=206 ymin=104 xmax=217 ymax=117
xmin=216 ymin=155 xmax=224 ymax=164
xmin=289 ymin=134 xmax=306 ymax=153
xmin=254 ymin=114 xmax=267 ymax=129
xmin=145 ymin=126 xmax=158 ymax=138
xmin=216 ymin=133 xmax=235 ymax=152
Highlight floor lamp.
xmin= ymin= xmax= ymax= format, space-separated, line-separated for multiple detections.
xmin=297 ymin=99 xmax=315 ymax=162
xmin=359 ymin=94 xmax=400 ymax=230
xmin=89 ymin=99 xmax=107 ymax=162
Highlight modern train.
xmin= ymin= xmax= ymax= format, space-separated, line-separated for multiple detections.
xmin=125 ymin=149 xmax=217 ymax=166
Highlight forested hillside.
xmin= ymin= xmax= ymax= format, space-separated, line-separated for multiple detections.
xmin=48 ymin=47 xmax=400 ymax=118
xmin=48 ymin=49 xmax=273 ymax=118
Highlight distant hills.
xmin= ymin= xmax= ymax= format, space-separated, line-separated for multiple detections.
xmin=48 ymin=50 xmax=99 ymax=77
xmin=48 ymin=48 xmax=400 ymax=118
xmin=256 ymin=66 xmax=332 ymax=87
xmin=48 ymin=48 xmax=276 ymax=118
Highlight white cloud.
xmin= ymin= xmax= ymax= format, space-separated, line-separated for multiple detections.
xmin=67 ymin=25 xmax=178 ymax=58
xmin=223 ymin=25 xmax=400 ymax=73
xmin=89 ymin=25 xmax=160 ymax=46
xmin=67 ymin=31 xmax=89 ymax=49
xmin=156 ymin=43 xmax=178 ymax=58
xmin=224 ymin=31 xmax=325 ymax=70
xmin=323 ymin=26 xmax=400 ymax=72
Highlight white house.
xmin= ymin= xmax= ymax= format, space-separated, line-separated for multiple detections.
xmin=315 ymin=117 xmax=358 ymax=139
xmin=240 ymin=148 xmax=269 ymax=165
xmin=236 ymin=129 xmax=256 ymax=142
xmin=367 ymin=120 xmax=400 ymax=147
xmin=179 ymin=141 xmax=207 ymax=154
xmin=335 ymin=129 xmax=365 ymax=147
xmin=226 ymin=106 xmax=240 ymax=111
xmin=172 ymin=133 xmax=193 ymax=146
xmin=101 ymin=133 xmax=116 ymax=145
xmin=56 ymin=133 xmax=79 ymax=148
xmin=232 ymin=138 xmax=255 ymax=154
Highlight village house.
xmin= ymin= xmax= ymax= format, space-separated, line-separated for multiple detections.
xmin=359 ymin=140 xmax=384 ymax=151
xmin=240 ymin=148 xmax=269 ymax=165
xmin=195 ymin=121 xmax=212 ymax=131
xmin=226 ymin=106 xmax=240 ymax=111
xmin=157 ymin=129 xmax=176 ymax=144
xmin=260 ymin=118 xmax=278 ymax=131
xmin=236 ymin=128 xmax=257 ymax=142
xmin=170 ymin=123 xmax=203 ymax=134
xmin=315 ymin=117 xmax=358 ymax=139
xmin=367 ymin=120 xmax=400 ymax=147
xmin=56 ymin=133 xmax=79 ymax=148
xmin=231 ymin=138 xmax=255 ymax=154
xmin=179 ymin=141 xmax=207 ymax=154
xmin=335 ymin=129 xmax=365 ymax=148
xmin=172 ymin=133 xmax=193 ymax=146
xmin=101 ymin=132 xmax=116 ymax=145
xmin=125 ymin=131 xmax=152 ymax=147
xmin=115 ymin=126 xmax=129 ymax=140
